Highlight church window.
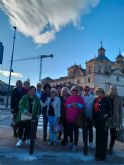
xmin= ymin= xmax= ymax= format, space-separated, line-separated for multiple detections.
xmin=77 ymin=79 xmax=80 ymax=84
xmin=88 ymin=77 xmax=90 ymax=83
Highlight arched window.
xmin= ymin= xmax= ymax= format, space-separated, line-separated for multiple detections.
xmin=77 ymin=79 xmax=80 ymax=84
xmin=88 ymin=77 xmax=90 ymax=83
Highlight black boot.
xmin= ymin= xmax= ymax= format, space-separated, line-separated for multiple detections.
xmin=108 ymin=147 xmax=113 ymax=155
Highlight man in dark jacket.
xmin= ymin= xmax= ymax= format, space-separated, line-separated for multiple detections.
xmin=11 ymin=80 xmax=26 ymax=137
xmin=41 ymin=83 xmax=51 ymax=141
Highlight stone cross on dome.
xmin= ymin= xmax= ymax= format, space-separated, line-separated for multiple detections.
xmin=100 ymin=40 xmax=103 ymax=48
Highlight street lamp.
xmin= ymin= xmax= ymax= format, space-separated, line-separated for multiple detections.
xmin=6 ymin=26 xmax=17 ymax=108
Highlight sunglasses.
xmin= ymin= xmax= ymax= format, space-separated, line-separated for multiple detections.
xmin=96 ymin=90 xmax=103 ymax=93
xmin=84 ymin=89 xmax=90 ymax=91
xmin=50 ymin=91 xmax=55 ymax=93
xmin=72 ymin=89 xmax=78 ymax=92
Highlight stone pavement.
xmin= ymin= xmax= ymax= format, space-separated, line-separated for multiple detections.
xmin=0 ymin=125 xmax=124 ymax=163
xmin=0 ymin=107 xmax=124 ymax=164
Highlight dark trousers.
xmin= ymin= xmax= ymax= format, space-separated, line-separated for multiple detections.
xmin=95 ymin=123 xmax=108 ymax=160
xmin=68 ymin=123 xmax=79 ymax=145
xmin=83 ymin=119 xmax=93 ymax=143
xmin=35 ymin=118 xmax=38 ymax=135
xmin=82 ymin=119 xmax=93 ymax=154
xmin=18 ymin=120 xmax=31 ymax=139
xmin=109 ymin=128 xmax=117 ymax=148
xmin=87 ymin=120 xmax=93 ymax=143
xmin=12 ymin=113 xmax=19 ymax=136
xmin=83 ymin=124 xmax=88 ymax=153
xmin=62 ymin=120 xmax=68 ymax=142
xmin=43 ymin=114 xmax=48 ymax=139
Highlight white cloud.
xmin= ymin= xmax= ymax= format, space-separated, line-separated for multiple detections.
xmin=0 ymin=70 xmax=23 ymax=77
xmin=0 ymin=0 xmax=99 ymax=44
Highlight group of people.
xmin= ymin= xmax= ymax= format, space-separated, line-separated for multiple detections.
xmin=11 ymin=80 xmax=122 ymax=161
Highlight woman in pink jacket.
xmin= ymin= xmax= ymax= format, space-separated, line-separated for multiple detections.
xmin=65 ymin=86 xmax=85 ymax=151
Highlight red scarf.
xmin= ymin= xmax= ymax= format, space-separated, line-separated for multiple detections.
xmin=94 ymin=96 xmax=105 ymax=112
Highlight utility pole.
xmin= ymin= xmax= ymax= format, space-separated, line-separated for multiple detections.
xmin=6 ymin=26 xmax=17 ymax=108
xmin=39 ymin=54 xmax=53 ymax=82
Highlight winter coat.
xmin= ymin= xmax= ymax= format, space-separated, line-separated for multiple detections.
xmin=106 ymin=95 xmax=122 ymax=128
xmin=43 ymin=96 xmax=61 ymax=118
xmin=18 ymin=94 xmax=41 ymax=121
xmin=11 ymin=87 xmax=26 ymax=113
xmin=93 ymin=96 xmax=111 ymax=128
xmin=65 ymin=95 xmax=85 ymax=123
xmin=82 ymin=95 xmax=95 ymax=120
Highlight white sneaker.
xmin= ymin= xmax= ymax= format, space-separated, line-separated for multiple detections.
xmin=16 ymin=139 xmax=22 ymax=147
xmin=25 ymin=139 xmax=30 ymax=144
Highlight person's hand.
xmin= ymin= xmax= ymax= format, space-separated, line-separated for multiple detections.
xmin=72 ymin=103 xmax=77 ymax=108
xmin=25 ymin=112 xmax=32 ymax=116
xmin=103 ymin=114 xmax=108 ymax=119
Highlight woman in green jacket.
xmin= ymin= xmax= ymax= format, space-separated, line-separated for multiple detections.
xmin=16 ymin=86 xmax=41 ymax=147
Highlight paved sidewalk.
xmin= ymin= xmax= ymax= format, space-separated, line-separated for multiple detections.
xmin=0 ymin=126 xmax=124 ymax=153
xmin=0 ymin=106 xmax=124 ymax=164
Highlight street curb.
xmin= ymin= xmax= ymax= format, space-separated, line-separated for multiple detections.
xmin=0 ymin=108 xmax=10 ymax=111
xmin=0 ymin=146 xmax=124 ymax=163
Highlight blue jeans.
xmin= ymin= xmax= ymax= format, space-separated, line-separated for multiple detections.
xmin=48 ymin=116 xmax=57 ymax=142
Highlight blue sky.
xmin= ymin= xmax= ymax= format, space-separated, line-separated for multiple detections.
xmin=0 ymin=0 xmax=124 ymax=86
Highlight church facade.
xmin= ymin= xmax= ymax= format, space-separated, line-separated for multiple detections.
xmin=42 ymin=45 xmax=124 ymax=97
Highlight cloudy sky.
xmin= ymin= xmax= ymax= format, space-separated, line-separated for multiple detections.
xmin=0 ymin=0 xmax=124 ymax=85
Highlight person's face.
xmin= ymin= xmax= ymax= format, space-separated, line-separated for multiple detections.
xmin=84 ymin=88 xmax=90 ymax=95
xmin=28 ymin=88 xmax=36 ymax=97
xmin=16 ymin=81 xmax=22 ymax=88
xmin=45 ymin=87 xmax=50 ymax=93
xmin=37 ymin=84 xmax=41 ymax=91
xmin=96 ymin=90 xmax=104 ymax=97
xmin=71 ymin=89 xmax=78 ymax=96
xmin=62 ymin=89 xmax=68 ymax=97
xmin=58 ymin=87 xmax=62 ymax=92
xmin=24 ymin=83 xmax=30 ymax=89
xmin=110 ymin=87 xmax=117 ymax=96
xmin=50 ymin=90 xmax=56 ymax=97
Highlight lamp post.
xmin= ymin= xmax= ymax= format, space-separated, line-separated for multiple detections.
xmin=6 ymin=26 xmax=17 ymax=108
